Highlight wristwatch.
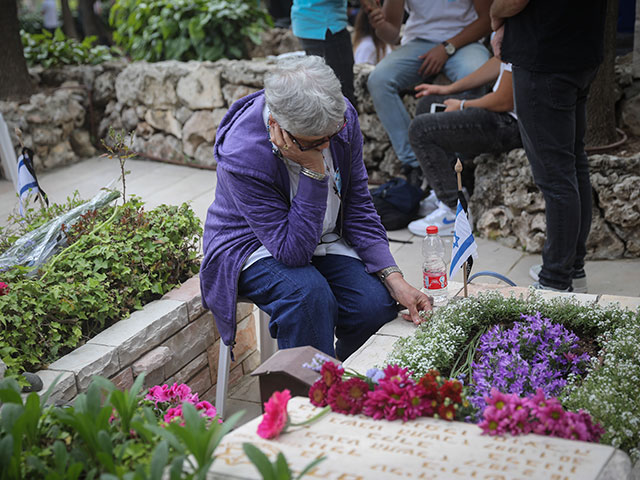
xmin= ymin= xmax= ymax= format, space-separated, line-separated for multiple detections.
xmin=377 ymin=266 xmax=403 ymax=284
xmin=442 ymin=41 xmax=456 ymax=56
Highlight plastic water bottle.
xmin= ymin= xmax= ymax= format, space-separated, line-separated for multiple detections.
xmin=422 ymin=225 xmax=448 ymax=306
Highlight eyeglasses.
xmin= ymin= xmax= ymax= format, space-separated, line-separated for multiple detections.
xmin=285 ymin=117 xmax=347 ymax=152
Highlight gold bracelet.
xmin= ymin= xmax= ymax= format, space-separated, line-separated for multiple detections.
xmin=377 ymin=265 xmax=403 ymax=283
xmin=300 ymin=167 xmax=327 ymax=181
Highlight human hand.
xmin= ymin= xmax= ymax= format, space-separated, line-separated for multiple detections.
xmin=443 ymin=98 xmax=463 ymax=112
xmin=384 ymin=274 xmax=433 ymax=325
xmin=367 ymin=5 xmax=386 ymax=29
xmin=269 ymin=119 xmax=324 ymax=173
xmin=490 ymin=15 xmax=504 ymax=32
xmin=415 ymin=83 xmax=451 ymax=98
xmin=491 ymin=25 xmax=504 ymax=59
xmin=418 ymin=44 xmax=448 ymax=78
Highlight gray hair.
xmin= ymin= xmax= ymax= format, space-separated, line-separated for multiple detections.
xmin=264 ymin=55 xmax=346 ymax=137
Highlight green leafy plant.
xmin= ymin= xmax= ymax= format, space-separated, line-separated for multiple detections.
xmin=21 ymin=28 xmax=119 ymax=68
xmin=18 ymin=11 xmax=44 ymax=34
xmin=0 ymin=197 xmax=201 ymax=378
xmin=243 ymin=443 xmax=326 ymax=480
xmin=0 ymin=375 xmax=260 ymax=479
xmin=109 ymin=0 xmax=273 ymax=62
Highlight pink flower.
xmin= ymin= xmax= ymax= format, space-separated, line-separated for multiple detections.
xmin=309 ymin=380 xmax=329 ymax=407
xmin=195 ymin=400 xmax=221 ymax=423
xmin=485 ymin=388 xmax=513 ymax=412
xmin=170 ymin=383 xmax=198 ymax=403
xmin=327 ymin=378 xmax=369 ymax=415
xmin=257 ymin=389 xmax=291 ymax=439
xmin=164 ymin=405 xmax=184 ymax=424
xmin=146 ymin=384 xmax=172 ymax=404
xmin=0 ymin=282 xmax=9 ymax=296
xmin=320 ymin=362 xmax=344 ymax=388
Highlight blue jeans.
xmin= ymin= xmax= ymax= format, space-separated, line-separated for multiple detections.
xmin=367 ymin=39 xmax=490 ymax=167
xmin=409 ymin=94 xmax=522 ymax=209
xmin=238 ymin=255 xmax=397 ymax=360
xmin=512 ymin=66 xmax=598 ymax=290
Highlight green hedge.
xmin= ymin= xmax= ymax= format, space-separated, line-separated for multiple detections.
xmin=21 ymin=28 xmax=119 ymax=68
xmin=109 ymin=0 xmax=273 ymax=62
xmin=0 ymin=197 xmax=201 ymax=378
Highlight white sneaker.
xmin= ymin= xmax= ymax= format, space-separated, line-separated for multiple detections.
xmin=418 ymin=190 xmax=439 ymax=217
xmin=529 ymin=263 xmax=588 ymax=293
xmin=408 ymin=201 xmax=457 ymax=236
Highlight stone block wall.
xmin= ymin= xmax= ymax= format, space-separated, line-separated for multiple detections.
xmin=35 ymin=275 xmax=259 ymax=406
xmin=0 ymin=61 xmax=126 ymax=173
xmin=97 ymin=59 xmax=411 ymax=181
xmin=472 ymin=150 xmax=640 ymax=258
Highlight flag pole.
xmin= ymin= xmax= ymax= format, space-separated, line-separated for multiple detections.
xmin=15 ymin=128 xmax=46 ymax=210
xmin=455 ymin=158 xmax=468 ymax=298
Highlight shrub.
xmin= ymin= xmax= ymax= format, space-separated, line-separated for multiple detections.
xmin=21 ymin=28 xmax=119 ymax=68
xmin=0 ymin=196 xmax=201 ymax=377
xmin=0 ymin=375 xmax=241 ymax=479
xmin=109 ymin=0 xmax=273 ymax=62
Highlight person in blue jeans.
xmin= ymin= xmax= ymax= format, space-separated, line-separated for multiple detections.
xmin=200 ymin=56 xmax=432 ymax=361
xmin=407 ymin=55 xmax=522 ymax=237
xmin=491 ymin=0 xmax=606 ymax=293
xmin=291 ymin=0 xmax=356 ymax=106
xmin=365 ymin=0 xmax=492 ymax=186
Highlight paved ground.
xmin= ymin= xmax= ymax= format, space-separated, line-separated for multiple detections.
xmin=3 ymin=156 xmax=638 ymax=296
xmin=2 ymin=156 xmax=639 ymax=425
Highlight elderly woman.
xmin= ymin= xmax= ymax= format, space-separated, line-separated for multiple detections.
xmin=200 ymin=56 xmax=431 ymax=361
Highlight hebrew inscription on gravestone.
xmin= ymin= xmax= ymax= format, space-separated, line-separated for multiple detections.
xmin=208 ymin=397 xmax=616 ymax=480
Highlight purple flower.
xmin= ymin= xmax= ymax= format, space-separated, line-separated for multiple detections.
xmin=469 ymin=312 xmax=591 ymax=414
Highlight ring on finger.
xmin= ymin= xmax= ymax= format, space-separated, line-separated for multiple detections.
xmin=282 ymin=144 xmax=290 ymax=150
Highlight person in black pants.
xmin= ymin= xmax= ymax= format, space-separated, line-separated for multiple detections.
xmin=291 ymin=0 xmax=356 ymax=107
xmin=490 ymin=0 xmax=606 ymax=293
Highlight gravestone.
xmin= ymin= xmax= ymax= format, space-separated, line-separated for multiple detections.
xmin=208 ymin=397 xmax=630 ymax=479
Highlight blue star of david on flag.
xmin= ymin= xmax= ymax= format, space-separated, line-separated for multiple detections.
xmin=449 ymin=199 xmax=478 ymax=280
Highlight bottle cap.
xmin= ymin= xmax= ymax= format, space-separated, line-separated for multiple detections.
xmin=426 ymin=225 xmax=438 ymax=234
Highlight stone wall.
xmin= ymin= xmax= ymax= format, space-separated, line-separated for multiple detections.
xmin=0 ymin=61 xmax=125 ymax=174
xmin=472 ymin=150 xmax=640 ymax=259
xmin=35 ymin=275 xmax=259 ymax=406
xmin=97 ymin=59 xmax=410 ymax=181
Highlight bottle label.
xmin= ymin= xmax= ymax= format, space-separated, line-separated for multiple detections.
xmin=424 ymin=271 xmax=447 ymax=290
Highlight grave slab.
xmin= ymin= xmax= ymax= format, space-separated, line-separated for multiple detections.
xmin=208 ymin=397 xmax=626 ymax=480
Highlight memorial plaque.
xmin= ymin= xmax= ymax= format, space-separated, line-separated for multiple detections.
xmin=208 ymin=397 xmax=617 ymax=480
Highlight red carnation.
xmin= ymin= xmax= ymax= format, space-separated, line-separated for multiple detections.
xmin=0 ymin=282 xmax=9 ymax=296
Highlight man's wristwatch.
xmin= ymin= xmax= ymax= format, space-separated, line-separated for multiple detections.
xmin=442 ymin=41 xmax=456 ymax=56
xmin=377 ymin=266 xmax=403 ymax=284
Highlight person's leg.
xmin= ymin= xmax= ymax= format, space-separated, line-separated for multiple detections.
xmin=299 ymin=30 xmax=356 ymax=107
xmin=442 ymin=42 xmax=491 ymax=83
xmin=238 ymin=257 xmax=338 ymax=356
xmin=409 ymin=104 xmax=522 ymax=210
xmin=322 ymin=28 xmax=356 ymax=107
xmin=512 ymin=67 xmax=594 ymax=290
xmin=312 ymin=255 xmax=397 ymax=360
xmin=367 ymin=39 xmax=436 ymax=167
xmin=572 ymin=67 xmax=598 ymax=276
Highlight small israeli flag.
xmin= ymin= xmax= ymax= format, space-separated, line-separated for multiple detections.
xmin=449 ymin=199 xmax=478 ymax=280
xmin=17 ymin=149 xmax=47 ymax=216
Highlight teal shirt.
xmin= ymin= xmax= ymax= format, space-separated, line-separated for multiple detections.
xmin=291 ymin=0 xmax=348 ymax=40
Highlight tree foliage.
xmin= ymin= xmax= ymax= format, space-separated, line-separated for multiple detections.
xmin=109 ymin=0 xmax=273 ymax=62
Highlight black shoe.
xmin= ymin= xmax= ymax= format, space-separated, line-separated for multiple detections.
xmin=402 ymin=165 xmax=423 ymax=189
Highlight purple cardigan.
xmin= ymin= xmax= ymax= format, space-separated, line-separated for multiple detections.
xmin=200 ymin=91 xmax=396 ymax=349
